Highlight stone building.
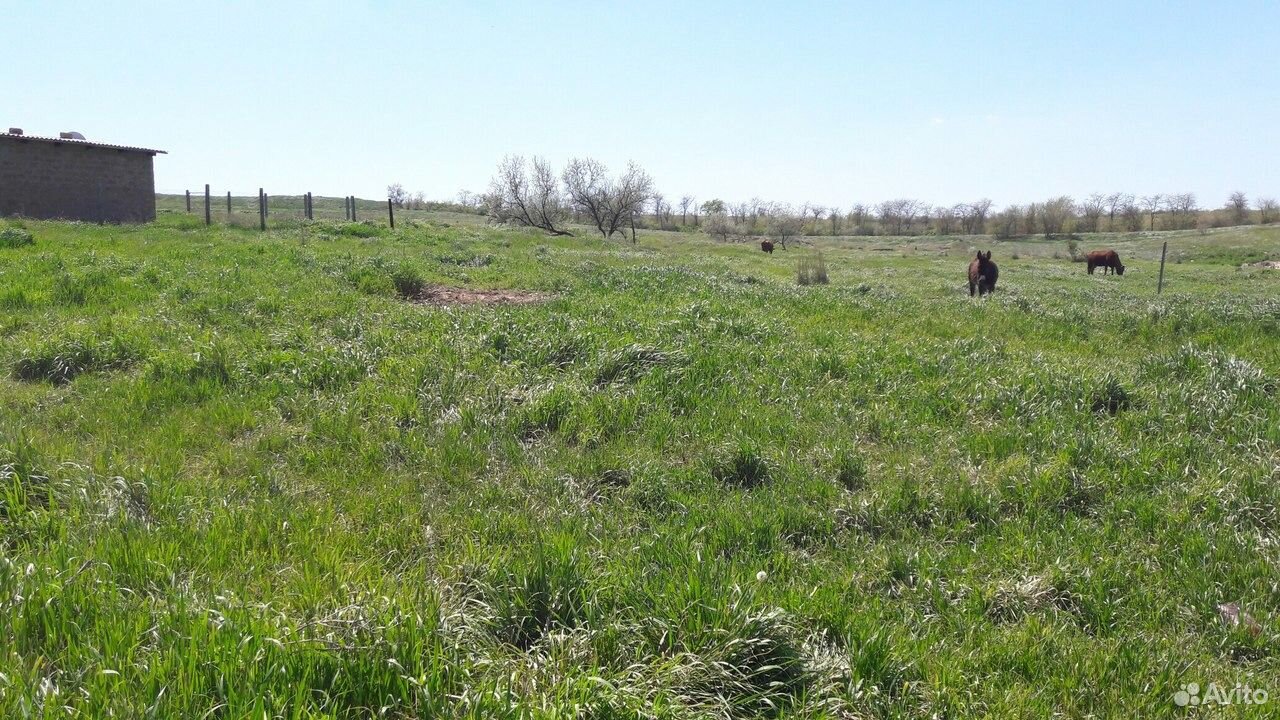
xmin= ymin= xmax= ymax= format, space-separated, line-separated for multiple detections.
xmin=0 ymin=129 xmax=165 ymax=223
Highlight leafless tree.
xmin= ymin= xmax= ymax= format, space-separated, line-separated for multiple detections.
xmin=959 ymin=199 xmax=993 ymax=235
xmin=1165 ymin=193 xmax=1197 ymax=230
xmin=704 ymin=211 xmax=737 ymax=242
xmin=679 ymin=195 xmax=694 ymax=226
xmin=1256 ymin=197 xmax=1278 ymax=224
xmin=877 ymin=199 xmax=920 ymax=235
xmin=1022 ymin=203 xmax=1039 ymax=236
xmin=1076 ymin=193 xmax=1105 ymax=233
xmin=457 ymin=189 xmax=485 ymax=211
xmin=933 ymin=205 xmax=960 ymax=235
xmin=829 ymin=206 xmax=841 ymax=235
xmin=768 ymin=205 xmax=803 ymax=249
xmin=992 ymin=205 xmax=1023 ymax=239
xmin=1121 ymin=198 xmax=1143 ymax=231
xmin=1104 ymin=193 xmax=1131 ymax=230
xmin=1140 ymin=194 xmax=1164 ymax=231
xmin=387 ymin=183 xmax=408 ymax=207
xmin=1226 ymin=191 xmax=1250 ymax=225
xmin=1040 ymin=196 xmax=1075 ymax=236
xmin=561 ymin=158 xmax=654 ymax=241
xmin=848 ymin=204 xmax=869 ymax=230
xmin=807 ymin=205 xmax=826 ymax=235
xmin=484 ymin=155 xmax=571 ymax=235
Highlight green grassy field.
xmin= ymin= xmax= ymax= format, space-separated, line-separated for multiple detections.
xmin=2 ymin=215 xmax=1278 ymax=718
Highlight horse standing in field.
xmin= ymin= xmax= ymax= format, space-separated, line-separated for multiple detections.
xmin=1086 ymin=249 xmax=1125 ymax=275
xmin=761 ymin=240 xmax=775 ymax=254
xmin=968 ymin=250 xmax=998 ymax=297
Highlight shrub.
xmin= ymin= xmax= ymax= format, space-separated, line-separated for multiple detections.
xmin=1090 ymin=375 xmax=1133 ymax=415
xmin=711 ymin=441 xmax=773 ymax=489
xmin=593 ymin=345 xmax=677 ymax=387
xmin=834 ymin=448 xmax=868 ymax=491
xmin=796 ymin=252 xmax=829 ymax=285
xmin=390 ymin=264 xmax=425 ymax=298
xmin=13 ymin=333 xmax=140 ymax=384
xmin=0 ymin=227 xmax=34 ymax=249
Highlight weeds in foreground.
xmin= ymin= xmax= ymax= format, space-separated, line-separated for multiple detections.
xmin=796 ymin=252 xmax=829 ymax=285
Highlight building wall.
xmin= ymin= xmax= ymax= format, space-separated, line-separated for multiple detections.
xmin=0 ymin=138 xmax=157 ymax=222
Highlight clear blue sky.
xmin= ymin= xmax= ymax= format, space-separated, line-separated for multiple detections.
xmin=8 ymin=0 xmax=1279 ymax=210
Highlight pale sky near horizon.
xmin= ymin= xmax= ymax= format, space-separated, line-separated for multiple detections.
xmin=6 ymin=0 xmax=1279 ymax=210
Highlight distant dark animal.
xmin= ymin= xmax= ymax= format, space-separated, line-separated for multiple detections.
xmin=1086 ymin=249 xmax=1125 ymax=275
xmin=760 ymin=240 xmax=774 ymax=254
xmin=968 ymin=250 xmax=998 ymax=297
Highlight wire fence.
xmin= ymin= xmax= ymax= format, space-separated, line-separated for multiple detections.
xmin=156 ymin=187 xmax=486 ymax=230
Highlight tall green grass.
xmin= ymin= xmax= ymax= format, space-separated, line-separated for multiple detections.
xmin=0 ymin=216 xmax=1277 ymax=717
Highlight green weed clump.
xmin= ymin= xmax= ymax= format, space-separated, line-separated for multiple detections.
xmin=796 ymin=252 xmax=828 ymax=284
xmin=711 ymin=441 xmax=773 ymax=489
xmin=0 ymin=227 xmax=35 ymax=248
xmin=12 ymin=332 xmax=140 ymax=383
xmin=390 ymin=263 xmax=426 ymax=297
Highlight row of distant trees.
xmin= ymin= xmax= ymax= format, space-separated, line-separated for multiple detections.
xmin=687 ymin=192 xmax=1278 ymax=240
xmin=415 ymin=160 xmax=1279 ymax=240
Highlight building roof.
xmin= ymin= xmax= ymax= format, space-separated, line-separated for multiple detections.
xmin=0 ymin=132 xmax=166 ymax=155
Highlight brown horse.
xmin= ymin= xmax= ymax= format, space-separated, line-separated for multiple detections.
xmin=1086 ymin=249 xmax=1125 ymax=275
xmin=968 ymin=250 xmax=998 ymax=297
xmin=760 ymin=240 xmax=774 ymax=254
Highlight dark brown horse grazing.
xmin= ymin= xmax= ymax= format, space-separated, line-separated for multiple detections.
xmin=1086 ymin=249 xmax=1125 ymax=275
xmin=760 ymin=240 xmax=774 ymax=254
xmin=968 ymin=250 xmax=998 ymax=297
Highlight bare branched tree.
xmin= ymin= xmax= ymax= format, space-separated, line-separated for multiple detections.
xmin=807 ymin=205 xmax=826 ymax=235
xmin=1165 ymin=193 xmax=1197 ymax=230
xmin=933 ymin=205 xmax=959 ymax=235
xmin=768 ymin=205 xmax=803 ymax=249
xmin=877 ymin=199 xmax=920 ymax=235
xmin=1040 ymin=196 xmax=1075 ymax=237
xmin=679 ymin=195 xmax=694 ymax=226
xmin=1078 ymin=193 xmax=1105 ymax=233
xmin=484 ymin=156 xmax=571 ymax=235
xmin=1226 ymin=191 xmax=1250 ymax=225
xmin=387 ymin=183 xmax=408 ymax=208
xmin=1140 ymin=194 xmax=1164 ymax=231
xmin=1104 ymin=193 xmax=1133 ymax=230
xmin=992 ymin=205 xmax=1024 ymax=239
xmin=1256 ymin=197 xmax=1278 ymax=225
xmin=562 ymin=158 xmax=653 ymax=241
xmin=1121 ymin=198 xmax=1143 ymax=231
xmin=959 ymin=199 xmax=993 ymax=235
xmin=704 ymin=211 xmax=737 ymax=242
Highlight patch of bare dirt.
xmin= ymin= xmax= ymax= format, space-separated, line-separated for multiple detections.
xmin=1242 ymin=260 xmax=1280 ymax=270
xmin=412 ymin=286 xmax=550 ymax=306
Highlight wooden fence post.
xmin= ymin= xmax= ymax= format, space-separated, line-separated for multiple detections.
xmin=204 ymin=184 xmax=211 ymax=226
xmin=388 ymin=198 xmax=395 ymax=229
xmin=351 ymin=196 xmax=357 ymax=223
xmin=185 ymin=190 xmax=191 ymax=213
xmin=259 ymin=188 xmax=266 ymax=231
xmin=226 ymin=192 xmax=231 ymax=217
xmin=1157 ymin=241 xmax=1168 ymax=294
